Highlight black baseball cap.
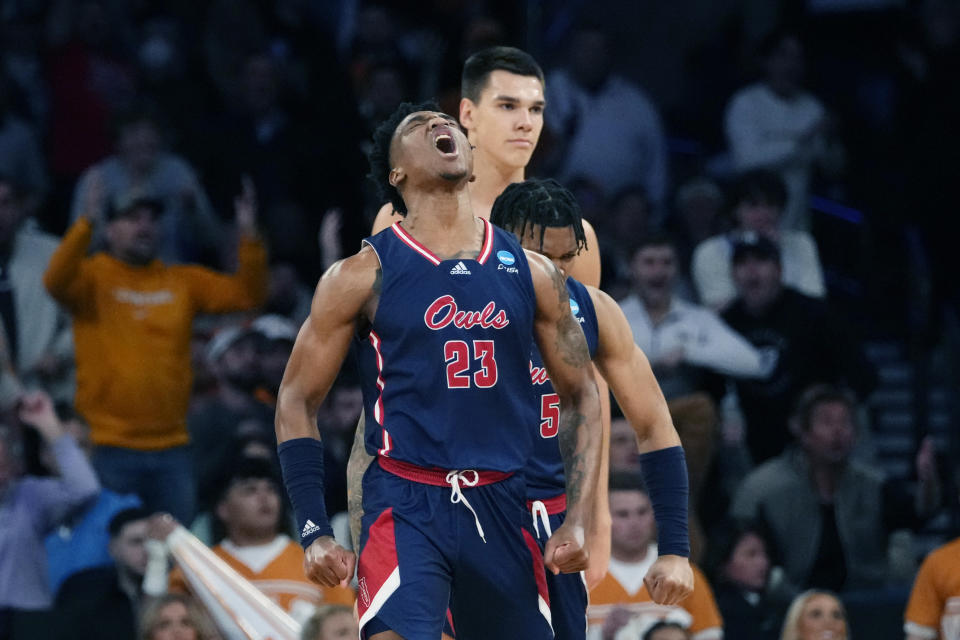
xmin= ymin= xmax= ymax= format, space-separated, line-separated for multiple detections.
xmin=731 ymin=232 xmax=780 ymax=264
xmin=106 ymin=191 xmax=164 ymax=221
xmin=108 ymin=506 xmax=152 ymax=537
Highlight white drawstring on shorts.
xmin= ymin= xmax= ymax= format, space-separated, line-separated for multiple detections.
xmin=530 ymin=500 xmax=553 ymax=539
xmin=445 ymin=470 xmax=486 ymax=543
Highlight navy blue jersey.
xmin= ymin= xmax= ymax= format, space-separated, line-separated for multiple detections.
xmin=526 ymin=276 xmax=599 ymax=500
xmin=354 ymin=219 xmax=538 ymax=472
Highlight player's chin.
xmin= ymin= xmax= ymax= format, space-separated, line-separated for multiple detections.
xmin=503 ymin=149 xmax=533 ymax=168
xmin=439 ymin=168 xmax=470 ymax=182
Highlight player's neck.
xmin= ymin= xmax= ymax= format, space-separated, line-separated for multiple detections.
xmin=469 ymin=150 xmax=525 ymax=219
xmin=401 ymin=188 xmax=479 ymax=252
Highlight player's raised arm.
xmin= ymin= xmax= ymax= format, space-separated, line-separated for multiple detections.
xmin=527 ymin=251 xmax=602 ymax=575
xmin=275 ymin=247 xmax=380 ymax=588
xmin=588 ymin=286 xmax=694 ymax=605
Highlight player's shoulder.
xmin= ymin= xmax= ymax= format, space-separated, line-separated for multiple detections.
xmin=372 ymin=201 xmax=403 ymax=235
xmin=581 ymin=218 xmax=598 ymax=242
xmin=522 ymin=248 xmax=554 ymax=275
xmin=320 ymin=244 xmax=381 ymax=288
xmin=582 ymin=282 xmax=610 ymax=306
xmin=582 ymin=284 xmax=626 ymax=326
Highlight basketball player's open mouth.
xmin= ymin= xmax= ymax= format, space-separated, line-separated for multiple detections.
xmin=435 ymin=134 xmax=457 ymax=155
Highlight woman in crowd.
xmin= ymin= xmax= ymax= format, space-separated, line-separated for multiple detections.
xmin=140 ymin=593 xmax=217 ymax=640
xmin=705 ymin=521 xmax=790 ymax=640
xmin=780 ymin=590 xmax=849 ymax=640
xmin=300 ymin=604 xmax=358 ymax=640
xmin=643 ymin=621 xmax=692 ymax=640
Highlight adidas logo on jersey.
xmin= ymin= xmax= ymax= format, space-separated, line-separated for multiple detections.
xmin=301 ymin=519 xmax=321 ymax=538
xmin=450 ymin=261 xmax=471 ymax=275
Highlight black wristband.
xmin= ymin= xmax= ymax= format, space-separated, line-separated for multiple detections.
xmin=278 ymin=438 xmax=335 ymax=548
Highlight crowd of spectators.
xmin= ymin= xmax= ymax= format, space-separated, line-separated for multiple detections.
xmin=0 ymin=1 xmax=957 ymax=639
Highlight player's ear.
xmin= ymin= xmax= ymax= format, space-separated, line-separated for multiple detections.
xmin=389 ymin=167 xmax=406 ymax=188
xmin=459 ymin=97 xmax=475 ymax=129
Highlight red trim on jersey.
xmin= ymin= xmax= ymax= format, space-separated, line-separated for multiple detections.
xmin=391 ymin=222 xmax=441 ymax=266
xmin=368 ymin=331 xmax=391 ymax=456
xmin=391 ymin=219 xmax=493 ymax=266
xmin=526 ymin=493 xmax=567 ymax=515
xmin=357 ymin=508 xmax=399 ymax=624
xmin=380 ymin=429 xmax=391 ymax=457
xmin=446 ymin=609 xmax=456 ymax=636
xmin=477 ymin=218 xmax=494 ymax=264
xmin=377 ymin=455 xmax=513 ymax=487
xmin=523 ymin=527 xmax=551 ymax=607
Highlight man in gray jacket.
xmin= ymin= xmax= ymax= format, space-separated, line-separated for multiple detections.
xmin=731 ymin=384 xmax=940 ymax=592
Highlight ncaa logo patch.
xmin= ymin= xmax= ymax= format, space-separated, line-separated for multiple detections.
xmin=569 ymin=298 xmax=580 ymax=316
xmin=497 ymin=249 xmax=519 ymax=273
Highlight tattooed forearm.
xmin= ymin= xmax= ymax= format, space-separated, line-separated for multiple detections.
xmin=558 ymin=408 xmax=587 ymax=507
xmin=547 ymin=263 xmax=592 ymax=368
xmin=347 ymin=412 xmax=373 ymax=550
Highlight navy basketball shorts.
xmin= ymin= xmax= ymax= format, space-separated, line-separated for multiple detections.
xmin=528 ymin=494 xmax=588 ymax=640
xmin=356 ymin=457 xmax=554 ymax=640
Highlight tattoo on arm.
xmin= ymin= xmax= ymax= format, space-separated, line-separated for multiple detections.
xmin=372 ymin=267 xmax=382 ymax=295
xmin=558 ymin=410 xmax=587 ymax=507
xmin=347 ymin=415 xmax=373 ymax=550
xmin=549 ymin=266 xmax=591 ymax=368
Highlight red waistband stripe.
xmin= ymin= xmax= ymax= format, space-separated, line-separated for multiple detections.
xmin=378 ymin=455 xmax=512 ymax=487
xmin=526 ymin=493 xmax=567 ymax=515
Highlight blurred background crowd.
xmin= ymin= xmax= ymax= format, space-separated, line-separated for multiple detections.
xmin=0 ymin=0 xmax=958 ymax=639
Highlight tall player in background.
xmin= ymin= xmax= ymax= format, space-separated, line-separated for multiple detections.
xmin=492 ymin=179 xmax=693 ymax=639
xmin=277 ymin=103 xmax=603 ymax=639
xmin=370 ymin=47 xmax=601 ymax=289
xmin=366 ymin=46 xmax=615 ymax=586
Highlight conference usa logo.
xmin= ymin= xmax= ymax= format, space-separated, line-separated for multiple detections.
xmin=497 ymin=250 xmax=519 ymax=273
xmin=424 ymin=295 xmax=510 ymax=330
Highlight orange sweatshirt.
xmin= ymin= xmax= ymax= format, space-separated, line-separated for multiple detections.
xmin=169 ymin=538 xmax=355 ymax=614
xmin=44 ymin=217 xmax=267 ymax=450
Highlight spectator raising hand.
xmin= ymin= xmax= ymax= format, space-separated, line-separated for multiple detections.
xmin=18 ymin=390 xmax=63 ymax=442
xmin=0 ymin=389 xmax=99 ymax=638
xmin=44 ymin=168 xmax=268 ymax=523
xmin=235 ymin=175 xmax=258 ymax=238
xmin=82 ymin=166 xmax=106 ymax=223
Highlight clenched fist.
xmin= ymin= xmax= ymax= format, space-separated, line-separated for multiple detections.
xmin=304 ymin=536 xmax=356 ymax=588
xmin=643 ymin=555 xmax=693 ymax=606
xmin=544 ymin=522 xmax=589 ymax=575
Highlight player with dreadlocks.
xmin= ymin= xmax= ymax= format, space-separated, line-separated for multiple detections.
xmin=491 ymin=178 xmax=694 ymax=639
xmin=278 ymin=103 xmax=604 ymax=639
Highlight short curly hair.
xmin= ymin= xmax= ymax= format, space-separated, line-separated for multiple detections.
xmin=366 ymin=100 xmax=441 ymax=217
